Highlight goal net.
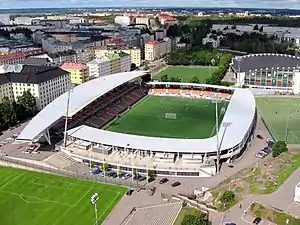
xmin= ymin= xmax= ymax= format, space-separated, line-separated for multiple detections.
xmin=165 ymin=113 xmax=177 ymax=119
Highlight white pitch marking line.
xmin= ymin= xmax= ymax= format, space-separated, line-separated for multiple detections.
xmin=73 ymin=187 xmax=92 ymax=207
xmin=241 ymin=202 xmax=255 ymax=224
xmin=94 ymin=192 xmax=121 ymax=225
xmin=0 ymin=174 xmax=22 ymax=189
xmin=0 ymin=189 xmax=74 ymax=207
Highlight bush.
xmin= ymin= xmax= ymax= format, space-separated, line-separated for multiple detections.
xmin=181 ymin=210 xmax=208 ymax=225
xmin=272 ymin=141 xmax=288 ymax=158
xmin=220 ymin=190 xmax=235 ymax=205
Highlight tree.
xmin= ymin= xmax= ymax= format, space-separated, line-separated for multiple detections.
xmin=161 ymin=74 xmax=169 ymax=82
xmin=190 ymin=76 xmax=200 ymax=83
xmin=220 ymin=190 xmax=235 ymax=205
xmin=130 ymin=63 xmax=137 ymax=71
xmin=272 ymin=141 xmax=288 ymax=157
xmin=148 ymin=169 xmax=156 ymax=178
xmin=0 ymin=97 xmax=17 ymax=128
xmin=132 ymin=168 xmax=137 ymax=176
xmin=181 ymin=210 xmax=208 ymax=225
xmin=253 ymin=24 xmax=259 ymax=30
xmin=102 ymin=163 xmax=109 ymax=172
xmin=17 ymin=90 xmax=36 ymax=117
xmin=170 ymin=76 xmax=181 ymax=82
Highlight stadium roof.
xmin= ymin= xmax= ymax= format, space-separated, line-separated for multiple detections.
xmin=17 ymin=71 xmax=147 ymax=141
xmin=230 ymin=53 xmax=300 ymax=72
xmin=66 ymin=87 xmax=256 ymax=153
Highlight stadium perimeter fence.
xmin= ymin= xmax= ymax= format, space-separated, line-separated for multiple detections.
xmin=0 ymin=156 xmax=140 ymax=189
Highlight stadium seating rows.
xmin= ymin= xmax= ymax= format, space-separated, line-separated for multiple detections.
xmin=150 ymin=88 xmax=232 ymax=100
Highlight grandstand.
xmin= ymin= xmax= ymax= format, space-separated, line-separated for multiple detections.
xmin=17 ymin=71 xmax=256 ymax=177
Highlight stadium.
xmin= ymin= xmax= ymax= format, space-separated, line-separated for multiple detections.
xmin=230 ymin=53 xmax=300 ymax=94
xmin=17 ymin=71 xmax=256 ymax=177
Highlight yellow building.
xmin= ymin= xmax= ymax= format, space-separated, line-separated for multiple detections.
xmin=95 ymin=46 xmax=141 ymax=67
xmin=60 ymin=63 xmax=89 ymax=85
xmin=135 ymin=17 xmax=149 ymax=25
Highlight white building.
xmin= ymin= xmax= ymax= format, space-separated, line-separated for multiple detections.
xmin=145 ymin=37 xmax=172 ymax=61
xmin=14 ymin=17 xmax=33 ymax=25
xmin=295 ymin=183 xmax=300 ymax=203
xmin=0 ymin=65 xmax=70 ymax=110
xmin=202 ymin=34 xmax=222 ymax=48
xmin=86 ymin=58 xmax=110 ymax=78
xmin=0 ymin=14 xmax=11 ymax=25
xmin=114 ymin=16 xmax=131 ymax=26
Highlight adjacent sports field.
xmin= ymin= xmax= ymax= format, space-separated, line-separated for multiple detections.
xmin=0 ymin=167 xmax=125 ymax=225
xmin=107 ymin=95 xmax=228 ymax=139
xmin=154 ymin=66 xmax=216 ymax=83
xmin=256 ymin=97 xmax=300 ymax=144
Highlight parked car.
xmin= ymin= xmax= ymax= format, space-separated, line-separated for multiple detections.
xmin=159 ymin=178 xmax=169 ymax=184
xmin=126 ymin=189 xmax=134 ymax=196
xmin=133 ymin=174 xmax=145 ymax=181
xmin=121 ymin=173 xmax=132 ymax=180
xmin=253 ymin=217 xmax=262 ymax=224
xmin=171 ymin=181 xmax=181 ymax=187
xmin=107 ymin=171 xmax=117 ymax=178
xmin=148 ymin=177 xmax=155 ymax=183
xmin=256 ymin=134 xmax=263 ymax=139
xmin=224 ymin=223 xmax=236 ymax=225
xmin=138 ymin=176 xmax=146 ymax=181
xmin=90 ymin=167 xmax=101 ymax=175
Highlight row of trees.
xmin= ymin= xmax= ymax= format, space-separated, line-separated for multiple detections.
xmin=0 ymin=90 xmax=36 ymax=129
xmin=220 ymin=32 xmax=295 ymax=55
xmin=181 ymin=208 xmax=208 ymax=225
xmin=0 ymin=27 xmax=33 ymax=39
xmin=206 ymin=54 xmax=232 ymax=85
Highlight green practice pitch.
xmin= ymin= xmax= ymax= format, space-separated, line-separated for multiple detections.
xmin=256 ymin=97 xmax=300 ymax=144
xmin=107 ymin=95 xmax=228 ymax=139
xmin=0 ymin=167 xmax=125 ymax=225
xmin=154 ymin=66 xmax=216 ymax=83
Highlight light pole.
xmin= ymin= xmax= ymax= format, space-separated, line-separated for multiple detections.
xmin=236 ymin=57 xmax=242 ymax=87
xmin=211 ymin=94 xmax=221 ymax=174
xmin=63 ymin=87 xmax=73 ymax=148
xmin=91 ymin=193 xmax=99 ymax=225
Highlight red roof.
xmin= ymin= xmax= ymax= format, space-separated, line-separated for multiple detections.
xmin=108 ymin=38 xmax=125 ymax=45
xmin=61 ymin=63 xmax=88 ymax=70
xmin=146 ymin=40 xmax=159 ymax=45
xmin=0 ymin=49 xmax=46 ymax=63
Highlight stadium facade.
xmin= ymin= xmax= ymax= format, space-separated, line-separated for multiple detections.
xmin=230 ymin=53 xmax=300 ymax=94
xmin=17 ymin=71 xmax=256 ymax=177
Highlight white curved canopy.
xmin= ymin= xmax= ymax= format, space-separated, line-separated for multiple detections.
xmin=17 ymin=71 xmax=147 ymax=141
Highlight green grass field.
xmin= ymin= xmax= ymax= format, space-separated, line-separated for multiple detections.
xmin=0 ymin=167 xmax=125 ymax=225
xmin=107 ymin=95 xmax=228 ymax=139
xmin=256 ymin=97 xmax=300 ymax=144
xmin=154 ymin=66 xmax=216 ymax=83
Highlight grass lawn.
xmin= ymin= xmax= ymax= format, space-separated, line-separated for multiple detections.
xmin=154 ymin=66 xmax=216 ymax=83
xmin=0 ymin=167 xmax=125 ymax=225
xmin=106 ymin=95 xmax=228 ymax=139
xmin=251 ymin=202 xmax=300 ymax=225
xmin=256 ymin=97 xmax=300 ymax=144
xmin=173 ymin=206 xmax=206 ymax=225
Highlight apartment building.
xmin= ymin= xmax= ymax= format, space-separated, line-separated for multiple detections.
xmin=86 ymin=52 xmax=130 ymax=78
xmin=0 ymin=49 xmax=46 ymax=64
xmin=0 ymin=65 xmax=70 ymax=110
xmin=135 ymin=17 xmax=149 ymax=26
xmin=144 ymin=38 xmax=172 ymax=61
xmin=86 ymin=58 xmax=110 ymax=78
xmin=60 ymin=63 xmax=88 ymax=85
xmin=95 ymin=46 xmax=141 ymax=67
xmin=114 ymin=15 xmax=131 ymax=26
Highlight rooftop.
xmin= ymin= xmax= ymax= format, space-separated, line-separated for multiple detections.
xmin=231 ymin=53 xmax=300 ymax=72
xmin=0 ymin=49 xmax=46 ymax=63
xmin=60 ymin=63 xmax=88 ymax=71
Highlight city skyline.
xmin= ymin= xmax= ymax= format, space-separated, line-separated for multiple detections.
xmin=0 ymin=0 xmax=299 ymax=10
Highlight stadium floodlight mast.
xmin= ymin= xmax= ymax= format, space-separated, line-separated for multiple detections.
xmin=63 ymin=86 xmax=73 ymax=148
xmin=91 ymin=193 xmax=99 ymax=225
xmin=236 ymin=57 xmax=242 ymax=87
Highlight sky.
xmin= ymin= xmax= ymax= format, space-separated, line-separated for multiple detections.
xmin=0 ymin=0 xmax=299 ymax=9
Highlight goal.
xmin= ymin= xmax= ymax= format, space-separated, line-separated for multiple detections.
xmin=165 ymin=113 xmax=177 ymax=119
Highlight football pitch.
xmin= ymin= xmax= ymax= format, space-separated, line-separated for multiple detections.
xmin=0 ymin=167 xmax=125 ymax=225
xmin=107 ymin=95 xmax=228 ymax=139
xmin=256 ymin=97 xmax=300 ymax=144
xmin=154 ymin=66 xmax=216 ymax=83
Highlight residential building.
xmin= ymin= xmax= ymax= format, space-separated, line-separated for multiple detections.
xmin=0 ymin=49 xmax=46 ymax=64
xmin=202 ymin=34 xmax=222 ymax=48
xmin=0 ymin=65 xmax=70 ymax=109
xmin=0 ymin=14 xmax=11 ymax=25
xmin=154 ymin=30 xmax=166 ymax=40
xmin=158 ymin=15 xmax=178 ymax=27
xmin=14 ymin=17 xmax=33 ymax=25
xmin=135 ymin=17 xmax=149 ymax=26
xmin=144 ymin=38 xmax=172 ymax=61
xmin=60 ymin=63 xmax=88 ymax=85
xmin=95 ymin=46 xmax=141 ymax=67
xmin=86 ymin=52 xmax=130 ymax=78
xmin=40 ymin=20 xmax=67 ymax=29
xmin=114 ymin=16 xmax=131 ymax=26
xmin=86 ymin=58 xmax=110 ymax=78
